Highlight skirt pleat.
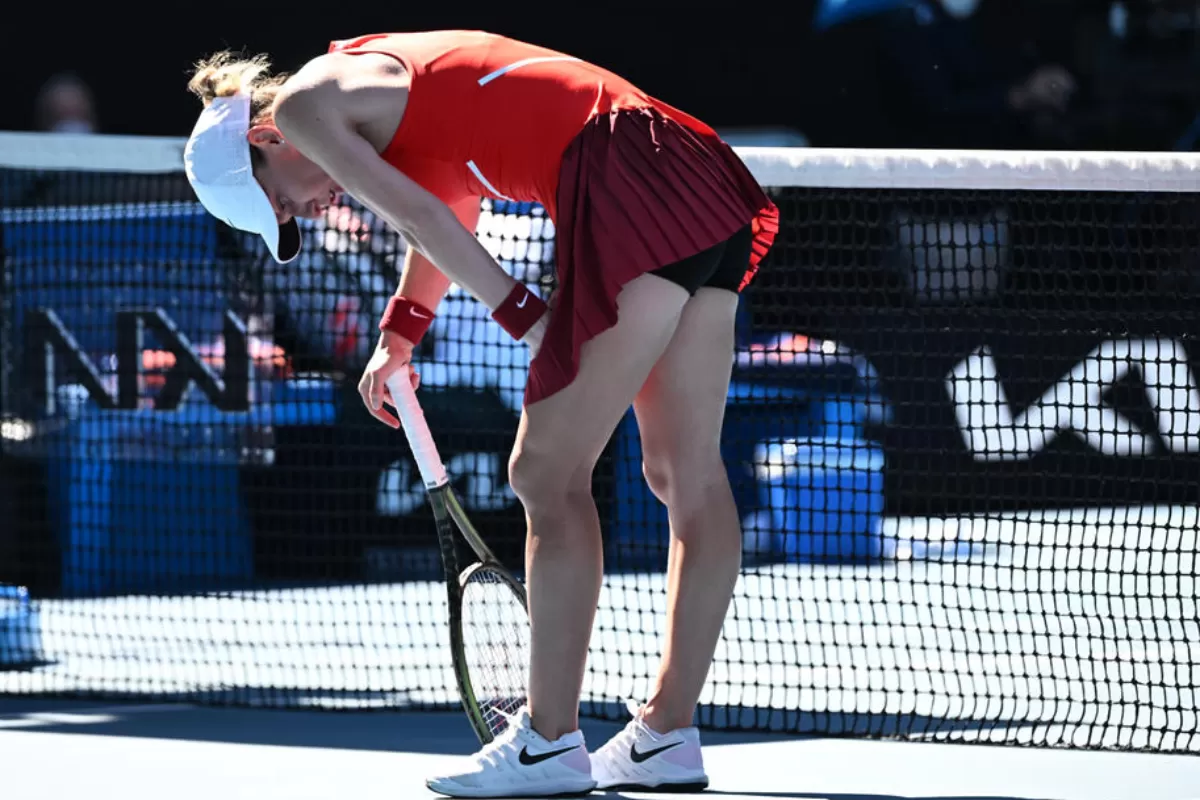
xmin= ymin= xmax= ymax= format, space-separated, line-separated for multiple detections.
xmin=524 ymin=107 xmax=779 ymax=406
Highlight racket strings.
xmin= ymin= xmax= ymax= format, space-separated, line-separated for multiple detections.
xmin=461 ymin=567 xmax=531 ymax=738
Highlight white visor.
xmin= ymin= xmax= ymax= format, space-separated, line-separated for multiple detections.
xmin=183 ymin=94 xmax=301 ymax=263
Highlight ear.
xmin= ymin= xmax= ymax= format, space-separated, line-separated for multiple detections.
xmin=246 ymin=125 xmax=286 ymax=147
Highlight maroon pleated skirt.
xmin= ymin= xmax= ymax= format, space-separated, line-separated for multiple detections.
xmin=524 ymin=106 xmax=780 ymax=406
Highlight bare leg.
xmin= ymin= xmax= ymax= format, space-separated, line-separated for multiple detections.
xmin=632 ymin=287 xmax=742 ymax=732
xmin=509 ymin=274 xmax=692 ymax=740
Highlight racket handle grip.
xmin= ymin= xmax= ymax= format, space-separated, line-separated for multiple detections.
xmin=385 ymin=373 xmax=449 ymax=490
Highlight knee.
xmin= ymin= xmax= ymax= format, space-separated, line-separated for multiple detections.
xmin=509 ymin=441 xmax=592 ymax=514
xmin=641 ymin=454 xmax=673 ymax=505
xmin=642 ymin=444 xmax=728 ymax=512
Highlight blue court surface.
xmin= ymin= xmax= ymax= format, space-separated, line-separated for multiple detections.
xmin=0 ymin=697 xmax=1196 ymax=799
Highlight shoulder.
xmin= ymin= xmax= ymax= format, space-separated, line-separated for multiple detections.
xmin=276 ymin=51 xmax=410 ymax=132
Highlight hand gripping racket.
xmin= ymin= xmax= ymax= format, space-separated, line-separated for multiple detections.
xmin=385 ymin=373 xmax=531 ymax=744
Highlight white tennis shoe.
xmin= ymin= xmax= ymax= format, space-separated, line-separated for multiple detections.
xmin=426 ymin=706 xmax=597 ymax=798
xmin=591 ymin=711 xmax=709 ymax=793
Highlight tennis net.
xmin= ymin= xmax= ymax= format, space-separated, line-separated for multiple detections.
xmin=1 ymin=133 xmax=1198 ymax=754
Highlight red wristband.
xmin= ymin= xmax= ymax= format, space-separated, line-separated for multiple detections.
xmin=492 ymin=284 xmax=548 ymax=340
xmin=379 ymin=295 xmax=436 ymax=344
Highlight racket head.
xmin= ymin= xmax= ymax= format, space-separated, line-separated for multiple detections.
xmin=454 ymin=560 xmax=531 ymax=743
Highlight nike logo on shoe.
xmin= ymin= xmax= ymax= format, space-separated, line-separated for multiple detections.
xmin=518 ymin=745 xmax=579 ymax=765
xmin=629 ymin=740 xmax=682 ymax=763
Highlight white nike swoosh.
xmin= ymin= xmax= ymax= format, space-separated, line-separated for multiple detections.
xmin=516 ymin=293 xmax=529 ymax=309
xmin=409 ymin=308 xmax=431 ymax=318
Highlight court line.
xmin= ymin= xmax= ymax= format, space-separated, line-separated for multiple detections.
xmin=0 ymin=702 xmax=193 ymax=720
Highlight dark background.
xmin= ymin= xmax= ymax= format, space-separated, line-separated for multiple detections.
xmin=9 ymin=0 xmax=1200 ymax=152
xmin=4 ymin=3 xmax=815 ymax=137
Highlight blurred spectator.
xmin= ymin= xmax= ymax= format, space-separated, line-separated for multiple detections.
xmin=1077 ymin=0 xmax=1200 ymax=151
xmin=874 ymin=0 xmax=1079 ymax=148
xmin=813 ymin=0 xmax=912 ymax=30
xmin=33 ymin=72 xmax=98 ymax=134
xmin=806 ymin=0 xmax=1080 ymax=148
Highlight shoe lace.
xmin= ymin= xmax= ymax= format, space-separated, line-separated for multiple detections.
xmin=596 ymin=699 xmax=642 ymax=760
xmin=476 ymin=708 xmax=527 ymax=769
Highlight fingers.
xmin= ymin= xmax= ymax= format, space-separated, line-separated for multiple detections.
xmin=374 ymin=372 xmax=412 ymax=429
xmin=359 ymin=364 xmax=422 ymax=429
xmin=359 ymin=372 xmax=400 ymax=429
xmin=378 ymin=384 xmax=401 ymax=428
xmin=369 ymin=372 xmax=384 ymax=412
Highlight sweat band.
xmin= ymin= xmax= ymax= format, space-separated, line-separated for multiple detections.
xmin=379 ymin=295 xmax=436 ymax=344
xmin=492 ymin=284 xmax=548 ymax=340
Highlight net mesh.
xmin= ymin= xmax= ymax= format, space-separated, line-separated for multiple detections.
xmin=1 ymin=135 xmax=1199 ymax=754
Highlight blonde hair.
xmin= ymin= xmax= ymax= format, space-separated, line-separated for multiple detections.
xmin=187 ymin=51 xmax=289 ymax=125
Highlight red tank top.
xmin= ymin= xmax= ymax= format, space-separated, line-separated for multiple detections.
xmin=327 ymin=31 xmax=712 ymax=214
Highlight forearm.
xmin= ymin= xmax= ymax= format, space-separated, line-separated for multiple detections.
xmin=398 ymin=204 xmax=518 ymax=312
xmin=393 ymin=195 xmax=481 ymax=311
xmin=396 ymin=248 xmax=453 ymax=311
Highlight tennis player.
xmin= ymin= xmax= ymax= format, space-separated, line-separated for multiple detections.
xmin=184 ymin=30 xmax=778 ymax=797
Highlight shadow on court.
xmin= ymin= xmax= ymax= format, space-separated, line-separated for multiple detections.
xmin=694 ymin=796 xmax=1050 ymax=800
xmin=695 ymin=795 xmax=1049 ymax=800
xmin=0 ymin=696 xmax=805 ymax=754
xmin=689 ymin=707 xmax=1043 ymax=741
xmin=0 ymin=698 xmax=1061 ymax=800
xmin=0 ymin=692 xmax=1036 ymax=755
xmin=0 ymin=698 xmax=1129 ymax=800
xmin=0 ymin=697 xmax=490 ymax=753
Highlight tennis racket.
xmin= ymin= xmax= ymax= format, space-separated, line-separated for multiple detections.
xmin=385 ymin=372 xmax=531 ymax=744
